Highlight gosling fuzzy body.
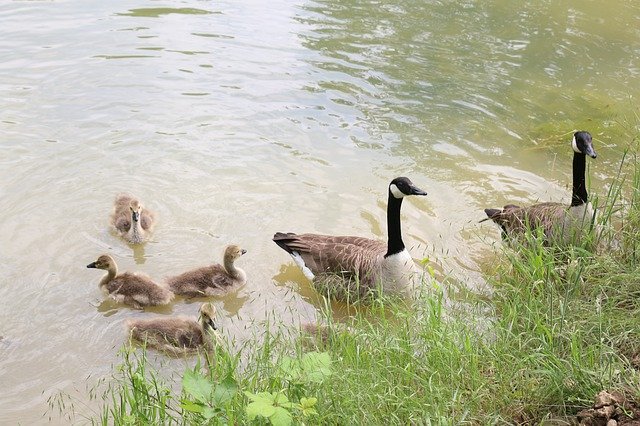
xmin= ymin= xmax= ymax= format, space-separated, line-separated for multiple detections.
xmin=126 ymin=303 xmax=218 ymax=355
xmin=87 ymin=254 xmax=173 ymax=309
xmin=111 ymin=194 xmax=155 ymax=244
xmin=482 ymin=131 xmax=597 ymax=245
xmin=273 ymin=177 xmax=428 ymax=299
xmin=167 ymin=245 xmax=247 ymax=298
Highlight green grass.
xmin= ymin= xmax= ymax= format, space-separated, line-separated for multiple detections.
xmin=51 ymin=136 xmax=640 ymax=425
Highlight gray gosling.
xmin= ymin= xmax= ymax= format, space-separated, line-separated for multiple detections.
xmin=482 ymin=131 xmax=597 ymax=246
xmin=126 ymin=302 xmax=219 ymax=355
xmin=87 ymin=254 xmax=174 ymax=309
xmin=166 ymin=245 xmax=247 ymax=298
xmin=111 ymin=194 xmax=155 ymax=244
xmin=273 ymin=177 xmax=428 ymax=299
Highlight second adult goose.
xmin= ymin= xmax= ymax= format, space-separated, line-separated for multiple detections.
xmin=166 ymin=245 xmax=247 ymax=298
xmin=273 ymin=176 xmax=427 ymax=299
xmin=126 ymin=302 xmax=219 ymax=355
xmin=482 ymin=131 xmax=597 ymax=245
xmin=87 ymin=254 xmax=174 ymax=309
xmin=111 ymin=194 xmax=155 ymax=244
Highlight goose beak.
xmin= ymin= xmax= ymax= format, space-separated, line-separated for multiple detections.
xmin=585 ymin=145 xmax=597 ymax=159
xmin=87 ymin=262 xmax=97 ymax=268
xmin=409 ymin=184 xmax=428 ymax=196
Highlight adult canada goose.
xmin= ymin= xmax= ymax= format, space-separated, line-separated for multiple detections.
xmin=111 ymin=194 xmax=155 ymax=244
xmin=87 ymin=254 xmax=174 ymax=309
xmin=126 ymin=303 xmax=219 ymax=355
xmin=273 ymin=176 xmax=428 ymax=299
xmin=166 ymin=245 xmax=247 ymax=298
xmin=482 ymin=131 xmax=597 ymax=245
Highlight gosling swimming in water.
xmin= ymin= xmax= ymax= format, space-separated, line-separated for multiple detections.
xmin=111 ymin=194 xmax=155 ymax=244
xmin=126 ymin=302 xmax=219 ymax=355
xmin=166 ymin=245 xmax=247 ymax=298
xmin=87 ymin=254 xmax=173 ymax=309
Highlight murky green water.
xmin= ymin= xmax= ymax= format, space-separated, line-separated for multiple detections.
xmin=1 ymin=0 xmax=638 ymax=422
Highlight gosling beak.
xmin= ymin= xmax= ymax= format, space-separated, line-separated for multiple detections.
xmin=241 ymin=249 xmax=247 ymax=255
xmin=87 ymin=262 xmax=97 ymax=268
xmin=207 ymin=318 xmax=217 ymax=331
xmin=132 ymin=211 xmax=140 ymax=222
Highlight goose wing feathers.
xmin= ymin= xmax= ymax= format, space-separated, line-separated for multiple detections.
xmin=106 ymin=273 xmax=172 ymax=304
xmin=167 ymin=265 xmax=234 ymax=297
xmin=487 ymin=202 xmax=566 ymax=238
xmin=112 ymin=194 xmax=134 ymax=232
xmin=273 ymin=232 xmax=386 ymax=280
xmin=128 ymin=318 xmax=205 ymax=350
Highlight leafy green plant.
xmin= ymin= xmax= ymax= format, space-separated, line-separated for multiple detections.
xmin=244 ymin=351 xmax=330 ymax=425
xmin=180 ymin=367 xmax=238 ymax=422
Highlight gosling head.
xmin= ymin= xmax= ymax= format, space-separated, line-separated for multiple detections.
xmin=388 ymin=177 xmax=428 ymax=199
xmin=224 ymin=244 xmax=247 ymax=263
xmin=129 ymin=200 xmax=142 ymax=223
xmin=87 ymin=254 xmax=116 ymax=270
xmin=572 ymin=131 xmax=597 ymax=159
xmin=198 ymin=302 xmax=217 ymax=331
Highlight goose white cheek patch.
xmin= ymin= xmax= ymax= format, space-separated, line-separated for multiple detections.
xmin=571 ymin=136 xmax=580 ymax=153
xmin=389 ymin=184 xmax=405 ymax=199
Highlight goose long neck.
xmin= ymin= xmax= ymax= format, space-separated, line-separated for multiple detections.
xmin=101 ymin=264 xmax=117 ymax=287
xmin=385 ymin=191 xmax=405 ymax=257
xmin=223 ymin=256 xmax=243 ymax=280
xmin=571 ymin=152 xmax=588 ymax=207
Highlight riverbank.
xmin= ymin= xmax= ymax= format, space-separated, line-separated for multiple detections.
xmin=52 ymin=145 xmax=640 ymax=425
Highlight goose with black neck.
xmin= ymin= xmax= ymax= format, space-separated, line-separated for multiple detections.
xmin=273 ymin=177 xmax=428 ymax=300
xmin=482 ymin=131 xmax=597 ymax=245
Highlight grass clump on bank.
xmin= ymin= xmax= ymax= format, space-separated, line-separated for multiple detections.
xmin=70 ymin=150 xmax=640 ymax=425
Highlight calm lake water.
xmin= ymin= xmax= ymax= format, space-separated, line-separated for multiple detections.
xmin=1 ymin=0 xmax=639 ymax=422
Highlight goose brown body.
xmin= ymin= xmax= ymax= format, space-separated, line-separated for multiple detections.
xmin=273 ymin=177 xmax=428 ymax=299
xmin=482 ymin=131 xmax=597 ymax=246
xmin=111 ymin=194 xmax=155 ymax=244
xmin=167 ymin=245 xmax=247 ymax=298
xmin=87 ymin=255 xmax=173 ymax=309
xmin=126 ymin=303 xmax=218 ymax=355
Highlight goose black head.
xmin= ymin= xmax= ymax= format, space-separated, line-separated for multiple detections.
xmin=572 ymin=131 xmax=597 ymax=159
xmin=389 ymin=177 xmax=428 ymax=199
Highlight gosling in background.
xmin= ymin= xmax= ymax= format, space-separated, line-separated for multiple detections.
xmin=166 ymin=245 xmax=247 ymax=298
xmin=87 ymin=254 xmax=174 ymax=309
xmin=111 ymin=194 xmax=155 ymax=244
xmin=126 ymin=302 xmax=219 ymax=355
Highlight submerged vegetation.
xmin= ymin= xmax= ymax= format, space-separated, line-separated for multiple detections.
xmin=51 ymin=134 xmax=640 ymax=425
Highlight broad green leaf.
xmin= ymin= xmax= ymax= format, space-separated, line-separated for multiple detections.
xmin=302 ymin=407 xmax=318 ymax=417
xmin=300 ymin=397 xmax=317 ymax=409
xmin=244 ymin=390 xmax=277 ymax=404
xmin=272 ymin=391 xmax=290 ymax=405
xmin=182 ymin=370 xmax=212 ymax=404
xmin=212 ymin=375 xmax=237 ymax=405
xmin=246 ymin=400 xmax=276 ymax=420
xmin=180 ymin=399 xmax=204 ymax=414
xmin=300 ymin=352 xmax=331 ymax=383
xmin=269 ymin=407 xmax=293 ymax=426
xmin=202 ymin=406 xmax=218 ymax=420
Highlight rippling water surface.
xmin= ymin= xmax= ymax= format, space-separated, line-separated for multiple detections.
xmin=1 ymin=0 xmax=639 ymax=422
